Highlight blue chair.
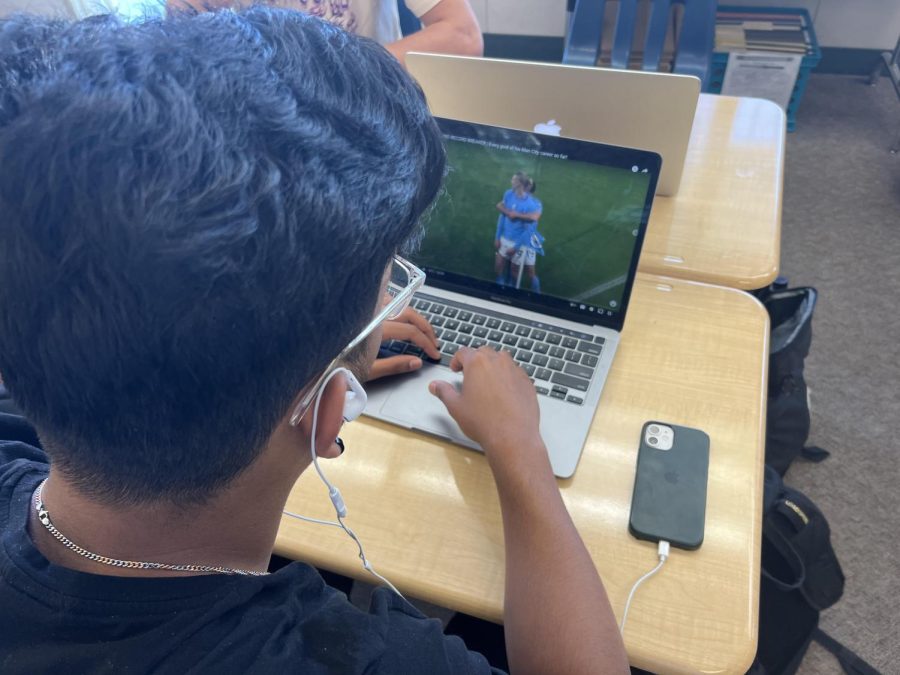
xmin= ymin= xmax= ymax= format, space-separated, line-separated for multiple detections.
xmin=398 ymin=0 xmax=421 ymax=36
xmin=563 ymin=0 xmax=716 ymax=91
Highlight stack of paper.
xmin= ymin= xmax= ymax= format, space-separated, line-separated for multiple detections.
xmin=715 ymin=11 xmax=813 ymax=55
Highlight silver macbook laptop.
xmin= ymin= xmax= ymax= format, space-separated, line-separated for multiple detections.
xmin=406 ymin=52 xmax=698 ymax=196
xmin=364 ymin=118 xmax=660 ymax=478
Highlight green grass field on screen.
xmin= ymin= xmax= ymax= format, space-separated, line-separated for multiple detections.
xmin=416 ymin=139 xmax=651 ymax=310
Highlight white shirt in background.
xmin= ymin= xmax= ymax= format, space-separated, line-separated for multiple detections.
xmin=266 ymin=0 xmax=442 ymax=44
xmin=97 ymin=1 xmax=443 ymax=44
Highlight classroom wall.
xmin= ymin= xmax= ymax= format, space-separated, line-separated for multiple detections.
xmin=475 ymin=0 xmax=900 ymax=51
xmin=467 ymin=0 xmax=566 ymax=38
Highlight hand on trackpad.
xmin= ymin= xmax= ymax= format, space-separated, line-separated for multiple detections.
xmin=379 ymin=367 xmax=466 ymax=438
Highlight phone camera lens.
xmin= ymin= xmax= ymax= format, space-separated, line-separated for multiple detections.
xmin=648 ymin=425 xmax=660 ymax=435
xmin=648 ymin=436 xmax=658 ymax=445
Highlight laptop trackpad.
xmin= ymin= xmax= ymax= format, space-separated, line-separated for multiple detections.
xmin=372 ymin=368 xmax=477 ymax=448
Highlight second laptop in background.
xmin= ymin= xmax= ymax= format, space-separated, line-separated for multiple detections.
xmin=406 ymin=53 xmax=699 ymax=196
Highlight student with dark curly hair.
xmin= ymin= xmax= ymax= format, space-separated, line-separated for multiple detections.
xmin=0 ymin=8 xmax=627 ymax=674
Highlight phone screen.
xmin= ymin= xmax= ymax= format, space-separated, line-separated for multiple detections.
xmin=628 ymin=421 xmax=710 ymax=550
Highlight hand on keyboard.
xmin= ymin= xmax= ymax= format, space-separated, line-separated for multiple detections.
xmin=428 ymin=347 xmax=551 ymax=476
xmin=367 ymin=307 xmax=441 ymax=381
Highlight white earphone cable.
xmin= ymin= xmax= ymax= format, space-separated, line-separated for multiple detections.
xmin=335 ymin=515 xmax=404 ymax=597
xmin=282 ymin=367 xmax=407 ymax=602
xmin=308 ymin=370 xmax=341 ymax=494
xmin=281 ymin=511 xmax=341 ymax=528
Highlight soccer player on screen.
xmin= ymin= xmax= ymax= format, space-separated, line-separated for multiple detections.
xmin=494 ymin=172 xmax=544 ymax=292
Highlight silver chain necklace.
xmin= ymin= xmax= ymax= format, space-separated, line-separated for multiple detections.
xmin=33 ymin=479 xmax=268 ymax=577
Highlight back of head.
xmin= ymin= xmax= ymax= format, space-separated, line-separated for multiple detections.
xmin=0 ymin=8 xmax=445 ymax=504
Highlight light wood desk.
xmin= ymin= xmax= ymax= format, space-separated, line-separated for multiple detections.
xmin=638 ymin=94 xmax=785 ymax=290
xmin=277 ymin=274 xmax=769 ymax=674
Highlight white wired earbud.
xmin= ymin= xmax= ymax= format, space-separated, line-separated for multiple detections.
xmin=338 ymin=368 xmax=368 ymax=423
xmin=282 ymin=367 xmax=406 ymax=600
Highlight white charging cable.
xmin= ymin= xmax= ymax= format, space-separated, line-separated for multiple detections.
xmin=620 ymin=540 xmax=670 ymax=634
xmin=282 ymin=368 xmax=406 ymax=601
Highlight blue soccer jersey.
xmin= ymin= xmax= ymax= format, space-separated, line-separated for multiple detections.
xmin=495 ymin=189 xmax=542 ymax=242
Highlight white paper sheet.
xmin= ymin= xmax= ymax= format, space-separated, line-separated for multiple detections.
xmin=721 ymin=51 xmax=803 ymax=111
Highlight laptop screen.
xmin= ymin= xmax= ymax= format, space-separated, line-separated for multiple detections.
xmin=413 ymin=118 xmax=661 ymax=329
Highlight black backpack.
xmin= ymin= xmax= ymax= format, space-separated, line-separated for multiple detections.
xmin=762 ymin=287 xmax=830 ymax=475
xmin=750 ymin=467 xmax=879 ymax=675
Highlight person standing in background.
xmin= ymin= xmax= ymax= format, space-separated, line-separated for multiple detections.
xmin=167 ymin=0 xmax=482 ymax=65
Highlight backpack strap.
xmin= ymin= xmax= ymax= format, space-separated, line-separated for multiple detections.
xmin=813 ymin=628 xmax=882 ymax=675
xmin=762 ymin=500 xmax=808 ymax=592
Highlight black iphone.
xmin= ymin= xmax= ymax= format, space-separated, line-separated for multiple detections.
xmin=628 ymin=421 xmax=710 ymax=550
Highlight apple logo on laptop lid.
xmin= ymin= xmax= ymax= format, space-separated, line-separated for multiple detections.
xmin=533 ymin=119 xmax=561 ymax=136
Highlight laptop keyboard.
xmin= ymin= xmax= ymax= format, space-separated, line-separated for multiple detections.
xmin=382 ymin=292 xmax=605 ymax=406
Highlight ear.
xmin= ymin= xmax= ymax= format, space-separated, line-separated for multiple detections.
xmin=296 ymin=373 xmax=348 ymax=460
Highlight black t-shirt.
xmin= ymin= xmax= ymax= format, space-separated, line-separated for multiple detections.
xmin=0 ymin=412 xmax=502 ymax=674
